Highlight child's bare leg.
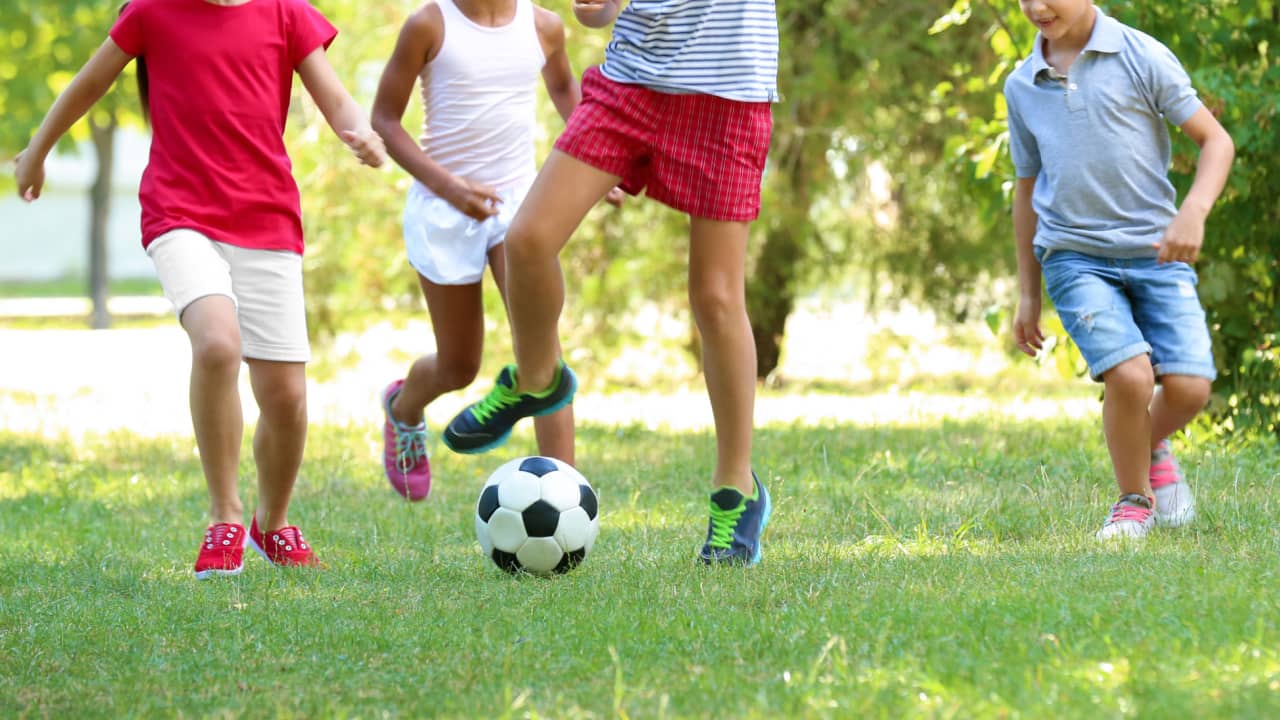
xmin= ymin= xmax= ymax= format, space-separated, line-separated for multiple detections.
xmin=1101 ymin=355 xmax=1156 ymax=497
xmin=688 ymin=217 xmax=755 ymax=494
xmin=490 ymin=243 xmax=575 ymax=465
xmin=392 ymin=276 xmax=486 ymax=426
xmin=504 ymin=150 xmax=620 ymax=392
xmin=1149 ymin=375 xmax=1211 ymax=447
xmin=246 ymin=359 xmax=307 ymax=531
xmin=181 ymin=295 xmax=245 ymax=525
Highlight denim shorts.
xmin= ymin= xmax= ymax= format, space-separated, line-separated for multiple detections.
xmin=1036 ymin=247 xmax=1216 ymax=382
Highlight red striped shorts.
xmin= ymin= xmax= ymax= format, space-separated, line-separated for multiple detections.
xmin=554 ymin=66 xmax=773 ymax=222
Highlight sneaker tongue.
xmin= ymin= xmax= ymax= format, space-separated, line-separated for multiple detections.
xmin=710 ymin=487 xmax=745 ymax=511
xmin=496 ymin=365 xmax=518 ymax=390
xmin=1118 ymin=493 xmax=1153 ymax=509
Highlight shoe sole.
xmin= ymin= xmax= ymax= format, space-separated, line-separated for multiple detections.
xmin=751 ymin=481 xmax=773 ymax=566
xmin=194 ymin=565 xmax=243 ymax=580
xmin=442 ymin=368 xmax=578 ymax=455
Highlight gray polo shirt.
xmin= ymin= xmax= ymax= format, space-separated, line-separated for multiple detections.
xmin=1003 ymin=8 xmax=1204 ymax=258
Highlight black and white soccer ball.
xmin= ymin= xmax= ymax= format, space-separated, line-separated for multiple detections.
xmin=475 ymin=456 xmax=599 ymax=575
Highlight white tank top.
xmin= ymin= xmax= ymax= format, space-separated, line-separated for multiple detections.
xmin=418 ymin=0 xmax=545 ymax=195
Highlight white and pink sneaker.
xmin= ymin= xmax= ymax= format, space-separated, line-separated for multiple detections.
xmin=1150 ymin=440 xmax=1195 ymax=528
xmin=1096 ymin=493 xmax=1156 ymax=540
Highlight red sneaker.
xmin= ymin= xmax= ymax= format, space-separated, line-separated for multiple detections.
xmin=194 ymin=522 xmax=246 ymax=580
xmin=248 ymin=516 xmax=319 ymax=568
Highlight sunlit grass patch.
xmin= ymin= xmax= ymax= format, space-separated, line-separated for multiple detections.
xmin=3 ymin=413 xmax=1280 ymax=717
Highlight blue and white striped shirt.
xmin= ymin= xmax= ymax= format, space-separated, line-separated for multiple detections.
xmin=600 ymin=0 xmax=779 ymax=103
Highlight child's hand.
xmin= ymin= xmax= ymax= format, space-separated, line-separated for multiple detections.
xmin=1013 ymin=296 xmax=1044 ymax=358
xmin=340 ymin=129 xmax=388 ymax=168
xmin=445 ymin=177 xmax=502 ymax=221
xmin=1154 ymin=210 xmax=1205 ymax=264
xmin=13 ymin=148 xmax=45 ymax=202
xmin=573 ymin=0 xmax=620 ymax=27
xmin=603 ymin=186 xmax=625 ymax=208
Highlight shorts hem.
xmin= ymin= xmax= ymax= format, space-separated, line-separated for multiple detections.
xmin=646 ymin=187 xmax=760 ymax=222
xmin=552 ymin=141 xmax=630 ymax=182
xmin=1153 ymin=362 xmax=1217 ymax=381
xmin=1088 ymin=343 xmax=1152 ymax=381
xmin=174 ymin=291 xmax=235 ymax=320
xmin=242 ymin=344 xmax=311 ymax=364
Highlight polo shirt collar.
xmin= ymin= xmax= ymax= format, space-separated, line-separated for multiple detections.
xmin=1029 ymin=5 xmax=1124 ymax=74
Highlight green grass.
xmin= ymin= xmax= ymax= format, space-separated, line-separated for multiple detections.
xmin=0 ymin=277 xmax=162 ymax=299
xmin=3 ymin=414 xmax=1279 ymax=718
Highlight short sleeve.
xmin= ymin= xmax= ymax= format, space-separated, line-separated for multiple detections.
xmin=1004 ymin=87 xmax=1041 ymax=179
xmin=1146 ymin=40 xmax=1202 ymax=126
xmin=288 ymin=0 xmax=338 ymax=67
xmin=109 ymin=0 xmax=146 ymax=57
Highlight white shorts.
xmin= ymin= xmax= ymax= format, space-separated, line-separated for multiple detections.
xmin=146 ymin=229 xmax=310 ymax=363
xmin=402 ymin=179 xmax=531 ymax=285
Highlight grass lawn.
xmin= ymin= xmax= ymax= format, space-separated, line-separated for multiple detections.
xmin=2 ymin=412 xmax=1279 ymax=718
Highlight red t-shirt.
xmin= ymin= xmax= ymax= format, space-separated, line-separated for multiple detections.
xmin=110 ymin=0 xmax=336 ymax=253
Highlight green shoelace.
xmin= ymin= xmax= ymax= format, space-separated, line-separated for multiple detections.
xmin=470 ymin=383 xmax=520 ymax=424
xmin=707 ymin=501 xmax=747 ymax=549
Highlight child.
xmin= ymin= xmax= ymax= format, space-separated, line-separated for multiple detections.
xmin=443 ymin=0 xmax=779 ymax=565
xmin=370 ymin=0 xmax=620 ymax=501
xmin=1005 ymin=1 xmax=1234 ymax=538
xmin=14 ymin=0 xmax=386 ymax=577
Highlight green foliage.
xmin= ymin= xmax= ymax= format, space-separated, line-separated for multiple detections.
xmin=0 ymin=0 xmax=145 ymax=158
xmin=5 ymin=410 xmax=1280 ymax=716
xmin=935 ymin=0 xmax=1280 ymax=437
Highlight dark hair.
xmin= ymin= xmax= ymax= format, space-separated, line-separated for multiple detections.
xmin=119 ymin=3 xmax=149 ymax=120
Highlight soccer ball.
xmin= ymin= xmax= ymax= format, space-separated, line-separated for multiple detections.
xmin=475 ymin=456 xmax=599 ymax=575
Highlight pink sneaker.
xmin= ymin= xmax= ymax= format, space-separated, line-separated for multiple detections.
xmin=194 ymin=522 xmax=246 ymax=580
xmin=1150 ymin=440 xmax=1195 ymax=527
xmin=382 ymin=380 xmax=431 ymax=501
xmin=247 ymin=516 xmax=319 ymax=568
xmin=1095 ymin=493 xmax=1156 ymax=540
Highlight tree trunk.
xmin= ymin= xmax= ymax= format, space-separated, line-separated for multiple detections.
xmin=88 ymin=112 xmax=117 ymax=330
xmin=748 ymin=118 xmax=814 ymax=381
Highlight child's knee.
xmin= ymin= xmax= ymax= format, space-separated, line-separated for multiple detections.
xmin=191 ymin=330 xmax=241 ymax=373
xmin=1162 ymin=375 xmax=1212 ymax=412
xmin=436 ymin=355 xmax=481 ymax=392
xmin=259 ymin=379 xmax=306 ymax=423
xmin=1103 ymin=356 xmax=1155 ymax=400
xmin=688 ymin=284 xmax=744 ymax=327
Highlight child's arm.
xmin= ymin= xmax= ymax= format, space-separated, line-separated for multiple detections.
xmin=572 ymin=0 xmax=622 ymax=28
xmin=369 ymin=7 xmax=500 ymax=221
xmin=14 ymin=38 xmax=133 ymax=201
xmin=536 ymin=8 xmax=580 ymax=123
xmin=296 ymin=47 xmax=387 ymax=168
xmin=1012 ymin=176 xmax=1045 ymax=357
xmin=538 ymin=5 xmax=624 ymax=207
xmin=1154 ymin=107 xmax=1235 ymax=264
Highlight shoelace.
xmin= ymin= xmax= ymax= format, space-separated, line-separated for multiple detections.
xmin=1150 ymin=443 xmax=1181 ymax=489
xmin=394 ymin=425 xmax=428 ymax=473
xmin=266 ymin=527 xmax=309 ymax=554
xmin=707 ymin=501 xmax=747 ymax=549
xmin=471 ymin=382 xmax=519 ymax=424
xmin=205 ymin=523 xmax=241 ymax=550
xmin=1107 ymin=496 xmax=1154 ymax=524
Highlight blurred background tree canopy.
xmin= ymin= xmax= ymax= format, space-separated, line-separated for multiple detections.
xmin=2 ymin=0 xmax=1277 ymax=434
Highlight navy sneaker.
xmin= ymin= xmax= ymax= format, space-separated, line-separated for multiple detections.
xmin=443 ymin=362 xmax=577 ymax=454
xmin=698 ymin=472 xmax=771 ymax=566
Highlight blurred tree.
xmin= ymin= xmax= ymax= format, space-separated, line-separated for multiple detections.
xmin=0 ymin=0 xmax=144 ymax=328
